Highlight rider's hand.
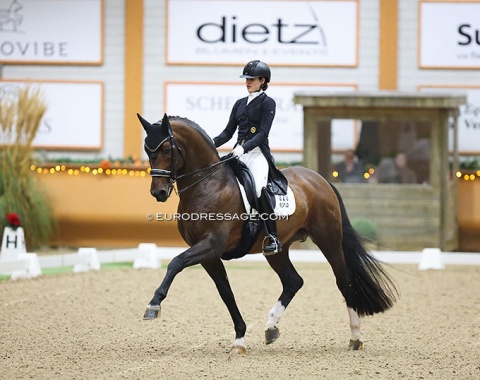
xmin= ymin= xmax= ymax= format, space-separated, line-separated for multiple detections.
xmin=231 ymin=145 xmax=244 ymax=159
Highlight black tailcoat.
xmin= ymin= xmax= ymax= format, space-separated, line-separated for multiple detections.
xmin=214 ymin=93 xmax=287 ymax=195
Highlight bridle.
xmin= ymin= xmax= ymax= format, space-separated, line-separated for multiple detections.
xmin=147 ymin=130 xmax=234 ymax=196
xmin=145 ymin=124 xmax=178 ymax=197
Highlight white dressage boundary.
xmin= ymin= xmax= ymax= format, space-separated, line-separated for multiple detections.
xmin=72 ymin=248 xmax=101 ymax=273
xmin=1 ymin=245 xmax=477 ymax=281
xmin=136 ymin=247 xmax=480 ymax=267
xmin=34 ymin=246 xmax=480 ymax=270
xmin=0 ymin=253 xmax=42 ymax=280
xmin=1 ymin=227 xmax=42 ymax=279
xmin=133 ymin=243 xmax=161 ymax=269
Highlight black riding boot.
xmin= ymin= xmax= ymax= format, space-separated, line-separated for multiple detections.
xmin=258 ymin=189 xmax=282 ymax=255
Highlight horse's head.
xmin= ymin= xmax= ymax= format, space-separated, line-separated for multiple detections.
xmin=138 ymin=113 xmax=183 ymax=202
xmin=139 ymin=113 xmax=221 ymax=202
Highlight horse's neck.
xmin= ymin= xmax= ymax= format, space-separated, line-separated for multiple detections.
xmin=175 ymin=137 xmax=239 ymax=211
xmin=180 ymin=140 xmax=219 ymax=174
xmin=178 ymin=163 xmax=236 ymax=213
xmin=180 ymin=128 xmax=220 ymax=173
xmin=175 ymin=130 xmax=221 ymax=191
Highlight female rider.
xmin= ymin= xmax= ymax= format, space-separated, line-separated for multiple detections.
xmin=213 ymin=60 xmax=285 ymax=255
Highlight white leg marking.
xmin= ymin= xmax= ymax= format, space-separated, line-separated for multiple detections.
xmin=348 ymin=307 xmax=362 ymax=341
xmin=232 ymin=337 xmax=246 ymax=348
xmin=265 ymin=301 xmax=285 ymax=330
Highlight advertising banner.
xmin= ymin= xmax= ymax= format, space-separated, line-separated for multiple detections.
xmin=419 ymin=1 xmax=480 ymax=69
xmin=420 ymin=85 xmax=480 ymax=154
xmin=166 ymin=0 xmax=358 ymax=67
xmin=165 ymin=82 xmax=357 ymax=152
xmin=0 ymin=0 xmax=103 ymax=64
xmin=0 ymin=80 xmax=103 ymax=150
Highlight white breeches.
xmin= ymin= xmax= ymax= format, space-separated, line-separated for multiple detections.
xmin=239 ymin=147 xmax=268 ymax=198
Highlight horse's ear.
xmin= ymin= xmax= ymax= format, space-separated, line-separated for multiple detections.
xmin=137 ymin=113 xmax=152 ymax=132
xmin=160 ymin=113 xmax=173 ymax=136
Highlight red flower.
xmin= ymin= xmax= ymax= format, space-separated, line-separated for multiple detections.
xmin=6 ymin=213 xmax=21 ymax=229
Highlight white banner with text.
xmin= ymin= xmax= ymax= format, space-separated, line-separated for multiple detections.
xmin=419 ymin=1 xmax=480 ymax=69
xmin=166 ymin=0 xmax=358 ymax=66
xmin=420 ymin=85 xmax=480 ymax=154
xmin=164 ymin=82 xmax=357 ymax=152
xmin=0 ymin=0 xmax=103 ymax=64
xmin=0 ymin=81 xmax=103 ymax=150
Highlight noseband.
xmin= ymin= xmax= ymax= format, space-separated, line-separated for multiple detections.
xmin=145 ymin=127 xmax=178 ymax=197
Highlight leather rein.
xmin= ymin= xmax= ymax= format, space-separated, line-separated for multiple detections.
xmin=148 ymin=134 xmax=234 ymax=196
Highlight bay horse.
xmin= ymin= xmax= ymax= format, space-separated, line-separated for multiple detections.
xmin=138 ymin=113 xmax=397 ymax=353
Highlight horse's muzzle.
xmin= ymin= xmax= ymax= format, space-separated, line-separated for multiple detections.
xmin=151 ymin=189 xmax=169 ymax=202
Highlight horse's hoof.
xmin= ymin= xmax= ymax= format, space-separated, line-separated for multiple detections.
xmin=143 ymin=305 xmax=161 ymax=320
xmin=265 ymin=327 xmax=280 ymax=345
xmin=348 ymin=339 xmax=364 ymax=350
xmin=229 ymin=345 xmax=247 ymax=354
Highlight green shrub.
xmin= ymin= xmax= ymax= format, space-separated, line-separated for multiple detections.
xmin=459 ymin=157 xmax=479 ymax=170
xmin=351 ymin=218 xmax=378 ymax=241
xmin=0 ymin=85 xmax=55 ymax=249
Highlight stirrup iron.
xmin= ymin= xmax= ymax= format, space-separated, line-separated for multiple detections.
xmin=262 ymin=234 xmax=281 ymax=256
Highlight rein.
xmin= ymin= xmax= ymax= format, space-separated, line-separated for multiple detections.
xmin=174 ymin=156 xmax=234 ymax=195
xmin=149 ymin=137 xmax=235 ymax=195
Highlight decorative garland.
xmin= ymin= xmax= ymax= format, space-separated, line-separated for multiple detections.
xmin=30 ymin=162 xmax=150 ymax=177
xmin=30 ymin=163 xmax=480 ymax=181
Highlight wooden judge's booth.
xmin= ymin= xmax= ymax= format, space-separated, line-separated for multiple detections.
xmin=294 ymin=92 xmax=467 ymax=251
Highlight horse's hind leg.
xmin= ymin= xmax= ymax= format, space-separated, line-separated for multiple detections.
xmin=324 ymin=245 xmax=364 ymax=349
xmin=347 ymin=307 xmax=363 ymax=350
xmin=264 ymin=244 xmax=304 ymax=344
xmin=310 ymin=230 xmax=364 ymax=350
xmin=201 ymin=258 xmax=247 ymax=354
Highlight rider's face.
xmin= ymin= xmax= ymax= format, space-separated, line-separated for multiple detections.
xmin=245 ymin=77 xmax=265 ymax=94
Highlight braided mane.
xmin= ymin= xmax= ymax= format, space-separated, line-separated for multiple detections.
xmin=168 ymin=115 xmax=218 ymax=155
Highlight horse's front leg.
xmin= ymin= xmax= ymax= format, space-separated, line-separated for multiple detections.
xmin=143 ymin=238 xmax=218 ymax=320
xmin=201 ymin=258 xmax=247 ymax=354
xmin=264 ymin=246 xmax=304 ymax=344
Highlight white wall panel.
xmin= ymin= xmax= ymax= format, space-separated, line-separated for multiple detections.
xmin=2 ymin=0 xmax=125 ymax=160
xmin=398 ymin=0 xmax=480 ymax=92
xmin=2 ymin=0 xmax=478 ymax=159
xmin=143 ymin=0 xmax=380 ymax=156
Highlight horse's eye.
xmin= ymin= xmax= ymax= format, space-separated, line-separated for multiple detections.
xmin=163 ymin=148 xmax=172 ymax=156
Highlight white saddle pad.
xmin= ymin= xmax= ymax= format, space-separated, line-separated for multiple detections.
xmin=237 ymin=180 xmax=296 ymax=217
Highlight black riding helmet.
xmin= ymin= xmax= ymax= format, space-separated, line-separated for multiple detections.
xmin=239 ymin=60 xmax=271 ymax=83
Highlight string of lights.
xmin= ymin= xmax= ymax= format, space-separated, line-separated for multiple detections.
xmin=30 ymin=163 xmax=479 ymax=181
xmin=456 ymin=171 xmax=480 ymax=181
xmin=30 ymin=164 xmax=150 ymax=177
xmin=332 ymin=168 xmax=480 ymax=182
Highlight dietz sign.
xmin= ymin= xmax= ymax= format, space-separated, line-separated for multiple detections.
xmin=166 ymin=0 xmax=358 ymax=66
xmin=419 ymin=1 xmax=480 ymax=69
xmin=0 ymin=0 xmax=103 ymax=64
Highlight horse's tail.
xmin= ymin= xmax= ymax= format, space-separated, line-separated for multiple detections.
xmin=329 ymin=182 xmax=398 ymax=317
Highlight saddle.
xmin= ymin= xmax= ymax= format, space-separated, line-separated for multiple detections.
xmin=220 ymin=154 xmax=291 ymax=260
xmin=220 ymin=155 xmax=261 ymax=260
xmin=223 ymin=155 xmax=259 ymax=212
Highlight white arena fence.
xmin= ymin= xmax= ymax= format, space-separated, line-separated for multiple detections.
xmin=2 ymin=245 xmax=480 ymax=280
